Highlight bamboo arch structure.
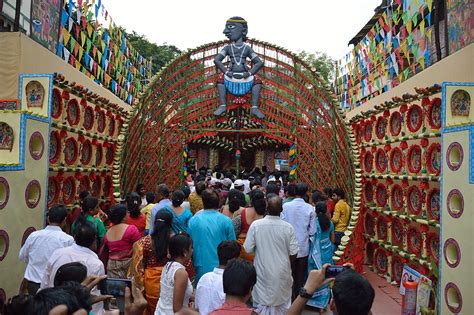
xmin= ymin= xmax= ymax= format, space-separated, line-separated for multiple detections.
xmin=120 ymin=40 xmax=363 ymax=264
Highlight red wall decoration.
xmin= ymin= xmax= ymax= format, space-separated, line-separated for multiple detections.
xmin=350 ymin=85 xmax=441 ymax=285
xmin=47 ymin=73 xmax=128 ymax=208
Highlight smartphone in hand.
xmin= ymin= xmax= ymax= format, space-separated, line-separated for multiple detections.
xmin=99 ymin=278 xmax=131 ymax=313
xmin=325 ymin=265 xmax=349 ymax=278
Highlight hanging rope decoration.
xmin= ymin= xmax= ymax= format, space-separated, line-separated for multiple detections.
xmin=288 ymin=143 xmax=297 ymax=179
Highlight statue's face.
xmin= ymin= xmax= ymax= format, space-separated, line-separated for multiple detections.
xmin=223 ymin=22 xmax=246 ymax=41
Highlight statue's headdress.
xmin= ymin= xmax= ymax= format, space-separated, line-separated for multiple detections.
xmin=226 ymin=17 xmax=247 ymax=24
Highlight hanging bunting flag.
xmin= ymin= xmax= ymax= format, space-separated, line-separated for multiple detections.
xmin=63 ymin=29 xmax=71 ymax=45
xmin=61 ymin=10 xmax=69 ymax=27
xmin=80 ymin=31 xmax=86 ymax=46
xmin=86 ymin=38 xmax=92 ymax=53
xmin=84 ymin=53 xmax=90 ymax=67
xmin=57 ymin=43 xmax=64 ymax=58
xmin=68 ymin=18 xmax=74 ymax=32
xmin=73 ymin=41 xmax=80 ymax=57
xmin=63 ymin=47 xmax=71 ymax=62
xmin=78 ymin=46 xmax=84 ymax=62
xmin=69 ymin=37 xmax=76 ymax=52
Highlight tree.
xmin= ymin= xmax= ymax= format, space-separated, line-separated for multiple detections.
xmin=297 ymin=51 xmax=336 ymax=85
xmin=123 ymin=29 xmax=182 ymax=75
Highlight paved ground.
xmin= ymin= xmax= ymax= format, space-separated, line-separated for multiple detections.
xmin=302 ymin=266 xmax=402 ymax=315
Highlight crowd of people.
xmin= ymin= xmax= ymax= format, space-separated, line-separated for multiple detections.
xmin=7 ymin=166 xmax=374 ymax=315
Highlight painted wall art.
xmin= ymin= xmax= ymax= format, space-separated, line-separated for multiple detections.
xmin=0 ymin=123 xmax=14 ymax=152
xmin=25 ymin=81 xmax=45 ymax=108
xmin=30 ymin=0 xmax=62 ymax=53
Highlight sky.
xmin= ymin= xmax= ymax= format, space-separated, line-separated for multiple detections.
xmin=110 ymin=0 xmax=381 ymax=60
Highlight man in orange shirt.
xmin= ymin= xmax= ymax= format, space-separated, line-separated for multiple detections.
xmin=331 ymin=188 xmax=351 ymax=250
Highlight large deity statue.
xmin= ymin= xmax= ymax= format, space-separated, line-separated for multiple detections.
xmin=214 ymin=17 xmax=265 ymax=119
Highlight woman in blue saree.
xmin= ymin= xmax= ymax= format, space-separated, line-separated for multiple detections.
xmin=163 ymin=190 xmax=193 ymax=235
xmin=307 ymin=201 xmax=335 ymax=311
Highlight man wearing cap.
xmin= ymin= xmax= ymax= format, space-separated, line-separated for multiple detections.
xmin=232 ymin=179 xmax=250 ymax=206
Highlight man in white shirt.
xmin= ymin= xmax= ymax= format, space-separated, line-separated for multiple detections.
xmin=195 ymin=240 xmax=241 ymax=314
xmin=281 ymin=183 xmax=316 ymax=300
xmin=19 ymin=204 xmax=74 ymax=295
xmin=41 ymin=218 xmax=105 ymax=315
xmin=244 ymin=194 xmax=299 ymax=315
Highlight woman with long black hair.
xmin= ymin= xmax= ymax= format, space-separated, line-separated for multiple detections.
xmin=128 ymin=210 xmax=173 ymax=314
xmin=103 ymin=204 xmax=141 ymax=278
xmin=126 ymin=192 xmax=147 ymax=235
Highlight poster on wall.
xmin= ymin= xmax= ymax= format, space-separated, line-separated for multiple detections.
xmin=399 ymin=265 xmax=432 ymax=315
xmin=274 ymin=159 xmax=289 ymax=171
xmin=447 ymin=0 xmax=474 ymax=53
xmin=30 ymin=0 xmax=62 ymax=53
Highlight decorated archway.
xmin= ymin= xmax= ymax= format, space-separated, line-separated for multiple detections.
xmin=121 ymin=39 xmax=358 ymax=206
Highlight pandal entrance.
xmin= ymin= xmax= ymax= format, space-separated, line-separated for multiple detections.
xmin=121 ymin=38 xmax=363 ymax=265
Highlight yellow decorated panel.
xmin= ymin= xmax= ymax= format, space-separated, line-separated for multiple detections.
xmin=0 ymin=117 xmax=49 ymax=299
xmin=20 ymin=76 xmax=51 ymax=118
xmin=444 ymin=85 xmax=474 ymax=127
xmin=440 ymin=130 xmax=474 ymax=315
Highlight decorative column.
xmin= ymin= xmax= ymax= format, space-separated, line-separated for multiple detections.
xmin=289 ymin=143 xmax=297 ymax=180
xmin=255 ymin=150 xmax=264 ymax=169
xmin=209 ymin=148 xmax=218 ymax=170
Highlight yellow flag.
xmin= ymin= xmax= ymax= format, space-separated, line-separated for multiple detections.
xmin=87 ymin=24 xmax=93 ymax=37
xmin=419 ymin=20 xmax=425 ymax=36
xmin=78 ymin=46 xmax=84 ymax=62
xmin=427 ymin=0 xmax=433 ymax=11
xmin=426 ymin=28 xmax=433 ymax=41
xmin=81 ymin=31 xmax=86 ymax=46
xmin=63 ymin=29 xmax=71 ymax=45
xmin=406 ymin=20 xmax=412 ymax=34
xmin=419 ymin=57 xmax=425 ymax=70
xmin=75 ymin=60 xmax=81 ymax=70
